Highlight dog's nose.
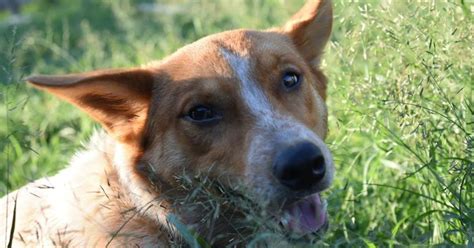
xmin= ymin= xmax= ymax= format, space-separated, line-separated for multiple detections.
xmin=272 ymin=141 xmax=326 ymax=191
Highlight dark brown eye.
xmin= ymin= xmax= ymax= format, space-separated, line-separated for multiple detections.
xmin=186 ymin=105 xmax=222 ymax=125
xmin=282 ymin=71 xmax=301 ymax=90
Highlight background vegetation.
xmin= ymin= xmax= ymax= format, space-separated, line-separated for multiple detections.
xmin=0 ymin=0 xmax=472 ymax=246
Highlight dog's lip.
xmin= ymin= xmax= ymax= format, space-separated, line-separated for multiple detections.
xmin=278 ymin=193 xmax=328 ymax=235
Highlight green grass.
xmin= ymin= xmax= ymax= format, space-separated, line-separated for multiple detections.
xmin=1 ymin=0 xmax=472 ymax=246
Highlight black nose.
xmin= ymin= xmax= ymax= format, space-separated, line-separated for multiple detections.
xmin=272 ymin=142 xmax=326 ymax=191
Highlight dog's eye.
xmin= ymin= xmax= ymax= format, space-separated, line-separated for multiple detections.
xmin=282 ymin=71 xmax=301 ymax=90
xmin=186 ymin=105 xmax=221 ymax=124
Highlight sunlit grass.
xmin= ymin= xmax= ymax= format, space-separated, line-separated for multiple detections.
xmin=0 ymin=0 xmax=472 ymax=246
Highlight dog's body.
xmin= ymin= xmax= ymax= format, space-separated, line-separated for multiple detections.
xmin=2 ymin=132 xmax=167 ymax=246
xmin=1 ymin=0 xmax=334 ymax=246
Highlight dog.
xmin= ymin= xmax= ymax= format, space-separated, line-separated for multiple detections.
xmin=0 ymin=0 xmax=333 ymax=246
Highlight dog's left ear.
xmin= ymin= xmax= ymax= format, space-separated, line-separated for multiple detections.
xmin=27 ymin=68 xmax=155 ymax=146
xmin=282 ymin=0 xmax=332 ymax=68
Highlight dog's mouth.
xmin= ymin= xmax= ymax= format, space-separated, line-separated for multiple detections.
xmin=279 ymin=193 xmax=328 ymax=235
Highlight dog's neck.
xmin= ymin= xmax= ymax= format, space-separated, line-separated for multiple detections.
xmin=112 ymin=141 xmax=171 ymax=221
xmin=88 ymin=131 xmax=175 ymax=245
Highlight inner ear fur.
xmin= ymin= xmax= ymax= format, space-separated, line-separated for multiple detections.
xmin=282 ymin=0 xmax=333 ymax=68
xmin=27 ymin=68 xmax=155 ymax=146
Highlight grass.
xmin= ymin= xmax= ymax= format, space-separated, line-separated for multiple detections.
xmin=0 ymin=0 xmax=472 ymax=246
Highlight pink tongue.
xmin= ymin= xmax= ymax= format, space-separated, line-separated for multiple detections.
xmin=283 ymin=194 xmax=326 ymax=234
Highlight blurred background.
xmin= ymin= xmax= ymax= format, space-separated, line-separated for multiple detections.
xmin=0 ymin=0 xmax=472 ymax=246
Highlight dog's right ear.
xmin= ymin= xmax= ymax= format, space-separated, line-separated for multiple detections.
xmin=282 ymin=0 xmax=332 ymax=68
xmin=27 ymin=68 xmax=155 ymax=146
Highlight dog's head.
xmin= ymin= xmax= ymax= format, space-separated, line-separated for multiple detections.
xmin=28 ymin=0 xmax=333 ymax=241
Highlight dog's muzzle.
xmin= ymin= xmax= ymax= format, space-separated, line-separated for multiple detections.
xmin=273 ymin=141 xmax=330 ymax=234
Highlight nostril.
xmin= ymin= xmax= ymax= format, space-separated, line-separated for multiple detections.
xmin=311 ymin=155 xmax=326 ymax=179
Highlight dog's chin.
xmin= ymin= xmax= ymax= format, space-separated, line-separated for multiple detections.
xmin=278 ymin=193 xmax=328 ymax=236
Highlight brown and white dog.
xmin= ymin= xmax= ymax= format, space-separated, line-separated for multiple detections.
xmin=1 ymin=0 xmax=333 ymax=246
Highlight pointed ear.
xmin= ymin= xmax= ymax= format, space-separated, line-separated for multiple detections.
xmin=27 ymin=68 xmax=155 ymax=146
xmin=282 ymin=0 xmax=332 ymax=68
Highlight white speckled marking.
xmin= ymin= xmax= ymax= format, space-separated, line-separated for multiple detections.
xmin=220 ymin=49 xmax=276 ymax=127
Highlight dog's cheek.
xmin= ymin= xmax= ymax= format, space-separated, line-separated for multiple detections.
xmin=215 ymin=122 xmax=251 ymax=180
xmin=310 ymin=89 xmax=329 ymax=140
xmin=287 ymin=73 xmax=328 ymax=140
xmin=139 ymin=132 xmax=188 ymax=185
xmin=307 ymin=68 xmax=330 ymax=139
xmin=180 ymin=127 xmax=249 ymax=188
xmin=177 ymin=123 xmax=217 ymax=156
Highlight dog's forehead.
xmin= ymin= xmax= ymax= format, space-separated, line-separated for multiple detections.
xmin=159 ymin=30 xmax=293 ymax=81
